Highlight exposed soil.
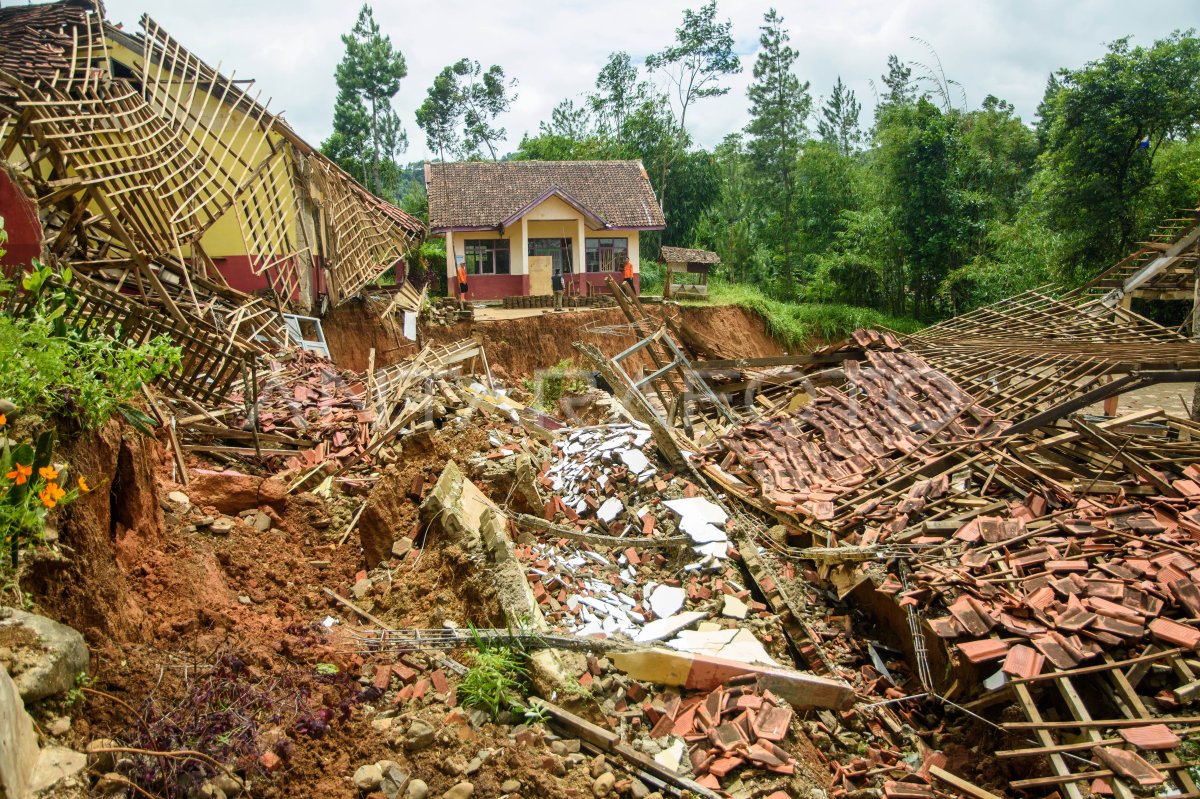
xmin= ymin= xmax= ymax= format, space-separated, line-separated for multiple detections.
xmin=326 ymin=301 xmax=784 ymax=379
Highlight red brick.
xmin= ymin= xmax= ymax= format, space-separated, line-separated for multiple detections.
xmin=431 ymin=669 xmax=449 ymax=694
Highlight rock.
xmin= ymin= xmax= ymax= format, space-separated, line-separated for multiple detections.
xmin=198 ymin=783 xmax=227 ymax=799
xmin=589 ymin=754 xmax=608 ymax=778
xmin=351 ymin=578 xmax=373 ymax=600
xmin=95 ymin=772 xmax=128 ymax=795
xmin=0 ymin=607 xmax=89 ymax=702
xmin=29 ymin=746 xmax=87 ymax=793
xmin=211 ymin=773 xmax=247 ymax=796
xmin=404 ymin=719 xmax=436 ymax=751
xmin=209 ymin=516 xmax=235 ymax=536
xmin=629 ymin=778 xmax=651 ymax=799
xmin=442 ymin=783 xmax=474 ymax=799
xmin=377 ymin=761 xmax=409 ymax=799
xmin=167 ymin=490 xmax=191 ymax=507
xmin=354 ymin=763 xmax=383 ymax=791
xmin=187 ymin=471 xmax=287 ymax=514
xmin=500 ymin=780 xmax=521 ymax=793
xmin=592 ymin=772 xmax=615 ymax=797
xmin=46 ymin=715 xmax=71 ymax=736
xmin=542 ymin=754 xmax=566 ymax=776
xmin=86 ymin=738 xmax=119 ymax=773
xmin=250 ymin=511 xmax=272 ymax=532
xmin=404 ymin=779 xmax=429 ymax=799
xmin=645 ymin=794 xmax=664 ymax=799
xmin=392 ymin=537 xmax=414 ymax=558
xmin=564 ymin=753 xmax=587 ymax=768
xmin=1 ymin=664 xmax=39 ymax=799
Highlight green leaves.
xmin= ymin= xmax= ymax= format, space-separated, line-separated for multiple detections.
xmin=322 ymin=4 xmax=408 ymax=198
xmin=416 ymin=59 xmax=517 ymax=161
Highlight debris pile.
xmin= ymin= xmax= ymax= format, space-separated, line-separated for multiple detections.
xmin=501 ymin=294 xmax=617 ymax=310
xmin=423 ymin=296 xmax=474 ymax=326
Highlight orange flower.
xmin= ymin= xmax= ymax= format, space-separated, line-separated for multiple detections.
xmin=0 ymin=413 xmax=6 ymax=426
xmin=38 ymin=465 xmax=58 ymax=481
xmin=39 ymin=481 xmax=66 ymax=508
xmin=77 ymin=477 xmax=90 ymax=493
xmin=5 ymin=462 xmax=31 ymax=486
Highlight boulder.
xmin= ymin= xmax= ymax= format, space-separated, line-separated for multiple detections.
xmin=0 ymin=664 xmax=39 ymax=799
xmin=0 ymin=607 xmax=89 ymax=702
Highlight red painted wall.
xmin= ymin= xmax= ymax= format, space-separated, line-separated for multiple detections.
xmin=211 ymin=255 xmax=325 ymax=303
xmin=0 ymin=168 xmax=43 ymax=277
xmin=457 ymin=273 xmax=529 ymax=300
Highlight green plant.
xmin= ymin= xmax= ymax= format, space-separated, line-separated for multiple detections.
xmin=0 ymin=263 xmax=181 ymax=431
xmin=314 ymin=663 xmax=339 ymax=676
xmin=522 ymin=358 xmax=589 ymax=412
xmin=1 ymin=424 xmax=88 ymax=570
xmin=65 ymin=671 xmax=93 ymax=707
xmin=692 ymin=281 xmax=923 ymax=350
xmin=457 ymin=625 xmax=530 ymax=720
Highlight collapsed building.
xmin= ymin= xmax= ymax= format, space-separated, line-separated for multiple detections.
xmin=2 ymin=3 xmax=1200 ymax=799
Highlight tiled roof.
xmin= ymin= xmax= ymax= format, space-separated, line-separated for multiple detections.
xmin=425 ymin=160 xmax=666 ymax=231
xmin=661 ymin=246 xmax=720 ymax=265
xmin=0 ymin=2 xmax=96 ymax=98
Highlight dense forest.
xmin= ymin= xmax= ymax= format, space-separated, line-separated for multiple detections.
xmin=322 ymin=4 xmax=1200 ymax=323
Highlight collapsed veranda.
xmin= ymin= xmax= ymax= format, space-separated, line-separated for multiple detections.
xmin=0 ymin=2 xmax=1200 ymax=799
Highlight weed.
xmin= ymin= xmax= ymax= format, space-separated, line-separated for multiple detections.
xmin=457 ymin=624 xmax=531 ymax=720
xmin=0 ymin=261 xmax=181 ymax=432
xmin=314 ymin=663 xmax=339 ymax=676
xmin=688 ymin=281 xmax=923 ymax=350
xmin=116 ymin=652 xmax=361 ymax=798
xmin=522 ymin=358 xmax=590 ymax=412
xmin=65 ymin=671 xmax=93 ymax=707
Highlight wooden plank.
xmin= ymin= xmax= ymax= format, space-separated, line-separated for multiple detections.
xmin=928 ymin=765 xmax=1006 ymax=799
xmin=1011 ymin=682 xmax=1085 ymax=799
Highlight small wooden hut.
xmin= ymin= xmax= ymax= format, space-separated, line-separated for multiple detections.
xmin=660 ymin=246 xmax=719 ymax=299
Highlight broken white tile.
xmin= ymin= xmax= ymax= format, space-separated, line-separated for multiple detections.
xmin=721 ymin=595 xmax=749 ymax=620
xmin=679 ymin=517 xmax=728 ymax=544
xmin=664 ymin=497 xmax=728 ymax=526
xmin=634 ymin=611 xmax=707 ymax=643
xmin=647 ymin=584 xmax=686 ymax=619
xmin=719 ymin=629 xmax=778 ymax=666
xmin=654 ymin=738 xmax=685 ymax=772
xmin=619 ymin=448 xmax=651 ymax=475
xmin=597 ymin=497 xmax=624 ymax=523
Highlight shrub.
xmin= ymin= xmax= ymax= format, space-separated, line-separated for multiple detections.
xmin=0 ymin=264 xmax=181 ymax=431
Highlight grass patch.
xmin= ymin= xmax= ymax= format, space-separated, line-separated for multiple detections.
xmin=691 ymin=282 xmax=923 ymax=350
xmin=458 ymin=646 xmax=528 ymax=720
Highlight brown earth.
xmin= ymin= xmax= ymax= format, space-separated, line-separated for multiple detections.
xmin=325 ymin=301 xmax=783 ymax=378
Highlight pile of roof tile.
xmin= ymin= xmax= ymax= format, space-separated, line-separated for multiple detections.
xmin=896 ymin=497 xmax=1200 ymax=686
xmin=228 ymin=350 xmax=375 ymax=471
xmin=706 ymin=349 xmax=1005 ymax=522
xmin=622 ymin=680 xmax=800 ymax=794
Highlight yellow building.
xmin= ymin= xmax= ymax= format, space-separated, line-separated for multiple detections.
xmin=425 ymin=160 xmax=665 ymax=300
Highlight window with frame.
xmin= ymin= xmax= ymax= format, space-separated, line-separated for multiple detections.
xmin=464 ymin=239 xmax=510 ymax=275
xmin=585 ymin=237 xmax=628 ymax=273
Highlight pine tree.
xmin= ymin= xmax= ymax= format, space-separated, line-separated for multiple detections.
xmin=745 ymin=8 xmax=810 ymax=293
xmin=322 ymin=4 xmax=407 ymax=197
xmin=817 ymin=77 xmax=862 ymax=155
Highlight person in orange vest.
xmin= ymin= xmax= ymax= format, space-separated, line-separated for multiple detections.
xmin=456 ymin=260 xmax=469 ymax=309
xmin=622 ymin=258 xmax=635 ymax=293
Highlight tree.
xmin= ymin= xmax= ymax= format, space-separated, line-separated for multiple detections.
xmin=415 ymin=59 xmax=517 ymax=161
xmin=645 ymin=1 xmax=741 ymax=212
xmin=744 ymin=8 xmax=810 ymax=293
xmin=322 ymin=4 xmax=407 ymax=197
xmin=817 ymin=77 xmax=863 ymax=156
xmin=459 ymin=61 xmax=518 ymax=160
xmin=591 ymin=52 xmax=641 ymax=143
xmin=1036 ymin=31 xmax=1200 ymax=280
xmin=876 ymin=54 xmax=915 ymax=116
xmin=415 ymin=62 xmax=467 ymax=161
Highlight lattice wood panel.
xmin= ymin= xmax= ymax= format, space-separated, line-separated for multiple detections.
xmin=235 ymin=146 xmax=306 ymax=301
xmin=311 ymin=159 xmax=421 ymax=304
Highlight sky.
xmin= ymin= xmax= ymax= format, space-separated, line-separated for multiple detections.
xmin=94 ymin=0 xmax=1199 ymax=159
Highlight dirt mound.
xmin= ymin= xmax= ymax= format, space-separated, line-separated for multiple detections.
xmin=420 ymin=303 xmax=783 ymax=378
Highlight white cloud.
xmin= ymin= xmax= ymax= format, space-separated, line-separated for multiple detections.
xmin=101 ymin=0 xmax=1199 ymax=159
